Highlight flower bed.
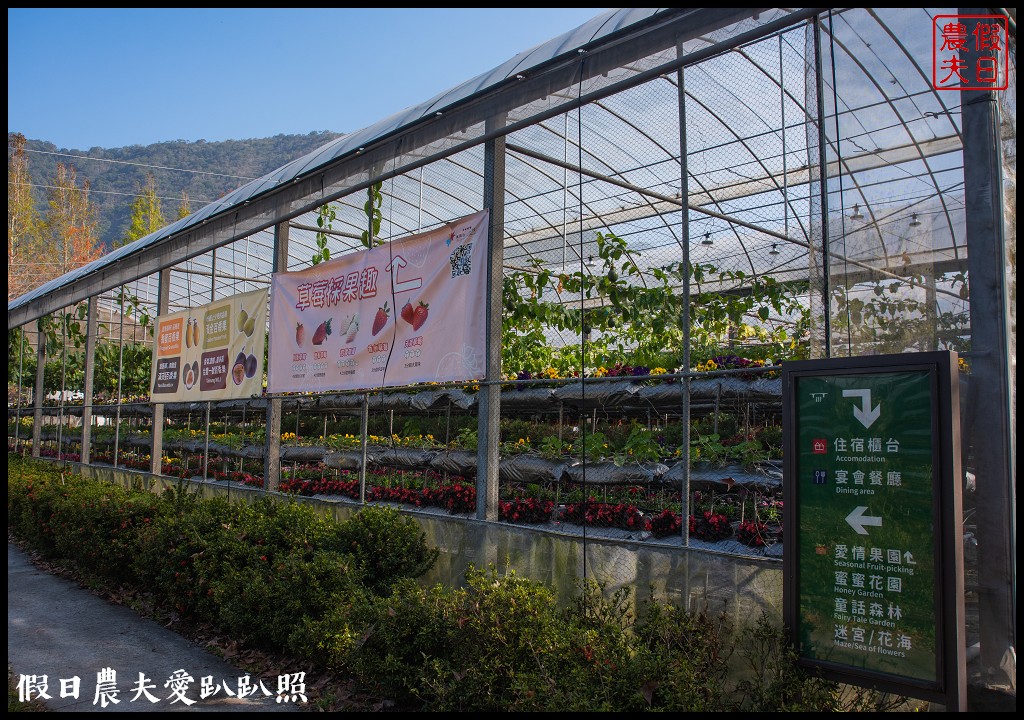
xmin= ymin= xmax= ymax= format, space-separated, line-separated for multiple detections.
xmin=561 ymin=498 xmax=647 ymax=531
xmin=280 ymin=476 xmax=360 ymax=498
xmin=499 ymin=497 xmax=555 ymax=524
xmin=736 ymin=519 xmax=780 ymax=547
xmin=648 ymin=508 xmax=683 ymax=538
xmin=18 ymin=446 xmax=786 ymax=555
xmin=689 ymin=510 xmax=734 ymax=541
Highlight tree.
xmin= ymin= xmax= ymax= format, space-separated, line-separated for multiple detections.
xmin=42 ymin=162 xmax=102 ymax=281
xmin=118 ymin=173 xmax=166 ymax=247
xmin=177 ymin=190 xmax=192 ymax=220
xmin=8 ymin=132 xmax=45 ymax=300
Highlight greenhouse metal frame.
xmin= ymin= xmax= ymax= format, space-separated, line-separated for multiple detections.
xmin=8 ymin=7 xmax=1015 ymax=702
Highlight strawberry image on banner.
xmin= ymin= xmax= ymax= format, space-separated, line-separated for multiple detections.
xmin=267 ymin=209 xmax=489 ymax=393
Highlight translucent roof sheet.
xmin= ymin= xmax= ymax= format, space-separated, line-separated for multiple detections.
xmin=10 ymin=8 xmax=675 ymax=315
xmin=9 ymin=7 xmax=989 ymax=335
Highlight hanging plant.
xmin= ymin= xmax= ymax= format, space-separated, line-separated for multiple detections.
xmin=360 ymin=181 xmax=384 ymax=249
xmin=311 ymin=203 xmax=337 ymax=265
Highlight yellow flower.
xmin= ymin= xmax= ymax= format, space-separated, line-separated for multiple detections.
xmin=652 ymin=366 xmax=667 ymax=375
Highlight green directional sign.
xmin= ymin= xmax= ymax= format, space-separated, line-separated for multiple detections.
xmin=782 ymin=352 xmax=964 ymax=708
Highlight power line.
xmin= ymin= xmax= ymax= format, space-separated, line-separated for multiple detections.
xmin=23 ymin=148 xmax=259 ymax=181
xmin=8 ymin=180 xmax=216 ymax=204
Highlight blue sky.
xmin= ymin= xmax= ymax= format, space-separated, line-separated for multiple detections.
xmin=8 ymin=8 xmax=608 ymax=150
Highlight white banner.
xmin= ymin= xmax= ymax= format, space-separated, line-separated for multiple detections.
xmin=150 ymin=289 xmax=268 ymax=402
xmin=268 ymin=210 xmax=489 ymax=393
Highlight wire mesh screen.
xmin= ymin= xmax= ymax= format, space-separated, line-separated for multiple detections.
xmin=821 ymin=8 xmax=970 ymax=358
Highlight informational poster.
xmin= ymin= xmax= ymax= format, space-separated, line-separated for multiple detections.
xmin=782 ymin=352 xmax=964 ymax=707
xmin=150 ymin=289 xmax=268 ymax=402
xmin=268 ymin=210 xmax=488 ymax=393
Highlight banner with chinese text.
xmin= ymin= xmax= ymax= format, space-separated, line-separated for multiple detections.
xmin=267 ymin=210 xmax=488 ymax=393
xmin=150 ymin=289 xmax=268 ymax=402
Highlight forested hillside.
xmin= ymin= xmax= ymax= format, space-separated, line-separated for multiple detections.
xmin=15 ymin=131 xmax=343 ymax=252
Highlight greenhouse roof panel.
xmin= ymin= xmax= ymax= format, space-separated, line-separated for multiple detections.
xmin=10 ymin=8 xmax=995 ymax=327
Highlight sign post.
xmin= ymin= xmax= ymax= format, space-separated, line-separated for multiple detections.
xmin=782 ymin=352 xmax=965 ymax=709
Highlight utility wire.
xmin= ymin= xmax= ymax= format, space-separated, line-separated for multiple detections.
xmin=23 ymin=148 xmax=259 ymax=181
xmin=8 ymin=180 xmax=216 ymax=204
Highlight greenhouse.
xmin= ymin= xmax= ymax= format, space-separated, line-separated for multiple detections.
xmin=7 ymin=8 xmax=1015 ymax=707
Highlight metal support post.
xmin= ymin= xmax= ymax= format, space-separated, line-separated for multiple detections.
xmin=959 ymin=11 xmax=1016 ymax=681
xmin=31 ymin=320 xmax=46 ymax=458
xmin=476 ymin=113 xmax=506 ymax=521
xmin=81 ymin=296 xmax=98 ymax=465
xmin=150 ymin=269 xmax=171 ymax=475
xmin=264 ymin=220 xmax=289 ymax=492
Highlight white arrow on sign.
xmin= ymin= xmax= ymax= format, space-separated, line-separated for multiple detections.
xmin=842 ymin=388 xmax=881 ymax=429
xmin=846 ymin=505 xmax=883 ymax=535
xmin=385 ymin=254 xmax=422 ymax=293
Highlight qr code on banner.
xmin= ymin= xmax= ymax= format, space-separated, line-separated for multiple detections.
xmin=449 ymin=243 xmax=472 ymax=278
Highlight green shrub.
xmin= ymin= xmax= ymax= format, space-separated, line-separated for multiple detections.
xmin=756 ymin=425 xmax=783 ymax=453
xmin=345 ymin=578 xmax=463 ymax=705
xmin=347 ymin=566 xmax=566 ymax=711
xmin=336 ymin=505 xmax=439 ymax=595
xmin=7 ymin=456 xmax=913 ymax=712
xmin=343 ymin=568 xmax=869 ymax=712
xmin=730 ymin=611 xmax=841 ymax=711
xmin=7 ymin=459 xmax=159 ymax=584
xmin=286 ymin=599 xmax=362 ymax=673
xmin=431 ymin=566 xmax=566 ymax=711
xmin=130 ymin=488 xmax=236 ymax=618
xmin=628 ymin=594 xmax=732 ymax=710
xmin=48 ymin=482 xmax=159 ymax=584
xmin=215 ymin=547 xmax=363 ymax=651
xmin=7 ymin=459 xmax=66 ymax=554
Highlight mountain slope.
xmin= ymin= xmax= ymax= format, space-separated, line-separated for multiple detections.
xmin=14 ymin=131 xmax=343 ymax=251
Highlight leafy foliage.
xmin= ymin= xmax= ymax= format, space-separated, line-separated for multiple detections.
xmin=116 ymin=173 xmax=164 ymax=248
xmin=311 ymin=202 xmax=336 ymax=265
xmin=8 ymin=457 xmax=918 ymax=712
xmin=360 ymin=182 xmax=384 ymax=249
xmin=830 ymin=274 xmax=970 ymax=356
xmin=7 ymin=457 xmax=436 ymax=662
xmin=502 ymin=230 xmax=809 ymax=375
xmin=13 ymin=131 xmax=343 ymax=256
xmin=8 ymin=132 xmax=45 ymax=301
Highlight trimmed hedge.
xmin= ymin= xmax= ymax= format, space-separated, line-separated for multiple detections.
xmin=8 ymin=456 xmax=910 ymax=712
xmin=7 ymin=456 xmax=437 ymax=662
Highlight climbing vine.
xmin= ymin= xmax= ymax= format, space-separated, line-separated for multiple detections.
xmin=311 ymin=203 xmax=337 ymax=265
xmin=361 ymin=181 xmax=384 ymax=249
xmin=501 ymin=231 xmax=810 ymax=373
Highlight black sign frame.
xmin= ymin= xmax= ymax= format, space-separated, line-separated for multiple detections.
xmin=782 ymin=351 xmax=964 ymax=709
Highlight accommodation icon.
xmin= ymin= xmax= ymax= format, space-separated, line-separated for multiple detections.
xmin=812 ymin=438 xmax=827 ymax=454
